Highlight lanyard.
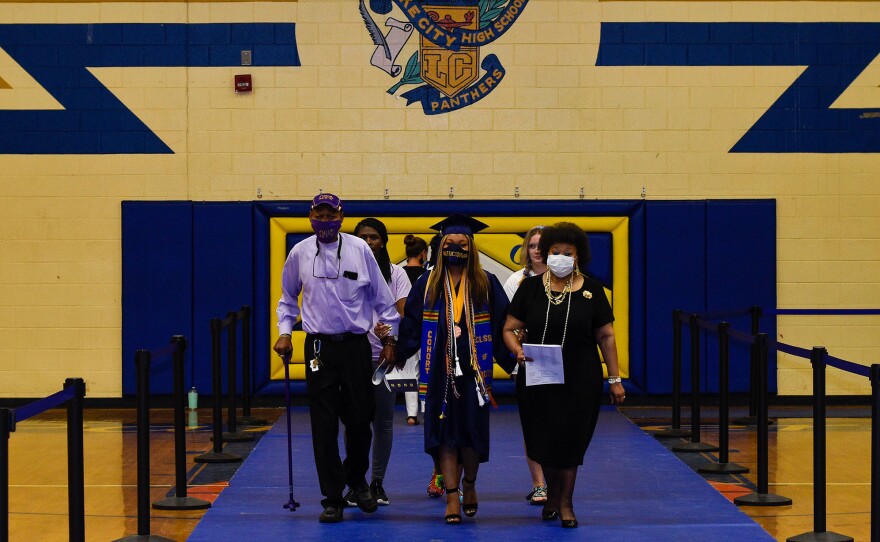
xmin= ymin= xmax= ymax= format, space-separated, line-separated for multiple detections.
xmin=314 ymin=235 xmax=343 ymax=258
xmin=449 ymin=273 xmax=466 ymax=323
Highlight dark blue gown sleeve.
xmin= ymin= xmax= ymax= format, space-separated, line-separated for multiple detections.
xmin=397 ymin=272 xmax=427 ymax=361
xmin=487 ymin=272 xmax=516 ymax=374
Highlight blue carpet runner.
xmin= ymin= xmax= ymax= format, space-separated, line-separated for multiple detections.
xmin=189 ymin=405 xmax=773 ymax=541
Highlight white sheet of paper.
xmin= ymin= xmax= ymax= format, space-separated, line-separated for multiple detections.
xmin=522 ymin=344 xmax=565 ymax=386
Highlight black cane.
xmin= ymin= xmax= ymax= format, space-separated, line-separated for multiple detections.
xmin=282 ymin=354 xmax=300 ymax=512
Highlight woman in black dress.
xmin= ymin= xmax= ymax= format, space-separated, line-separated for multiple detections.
xmin=398 ymin=214 xmax=513 ymax=524
xmin=502 ymin=222 xmax=625 ymax=528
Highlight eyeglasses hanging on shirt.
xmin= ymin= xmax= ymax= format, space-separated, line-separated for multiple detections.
xmin=312 ymin=236 xmax=343 ymax=279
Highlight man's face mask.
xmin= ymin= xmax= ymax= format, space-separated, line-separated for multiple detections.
xmin=311 ymin=218 xmax=342 ymax=243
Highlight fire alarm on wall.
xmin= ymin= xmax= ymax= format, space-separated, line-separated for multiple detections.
xmin=234 ymin=74 xmax=252 ymax=92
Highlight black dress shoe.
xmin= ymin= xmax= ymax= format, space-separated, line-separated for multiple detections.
xmin=560 ymin=517 xmax=578 ymax=528
xmin=352 ymin=484 xmax=378 ymax=513
xmin=541 ymin=508 xmax=558 ymax=521
xmin=319 ymin=506 xmax=343 ymax=523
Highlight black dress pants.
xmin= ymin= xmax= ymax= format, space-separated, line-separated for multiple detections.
xmin=304 ymin=333 xmax=375 ymax=508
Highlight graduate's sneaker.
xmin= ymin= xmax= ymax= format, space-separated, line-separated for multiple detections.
xmin=427 ymin=473 xmax=445 ymax=498
xmin=370 ymin=479 xmax=390 ymax=505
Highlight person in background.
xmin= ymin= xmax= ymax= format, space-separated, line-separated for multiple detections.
xmin=503 ymin=225 xmax=546 ymax=300
xmin=273 ymin=194 xmax=400 ymax=524
xmin=502 ymin=225 xmax=548 ymax=506
xmin=401 ymin=234 xmax=429 ymax=426
xmin=346 ymin=218 xmax=411 ymax=508
xmin=502 ymin=222 xmax=625 ymax=529
xmin=425 ymin=234 xmax=441 ymax=271
xmin=398 ymin=214 xmax=515 ymax=524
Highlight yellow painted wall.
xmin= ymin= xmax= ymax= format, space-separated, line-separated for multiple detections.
xmin=0 ymin=0 xmax=877 ymax=397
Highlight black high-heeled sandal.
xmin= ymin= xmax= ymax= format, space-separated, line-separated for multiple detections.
xmin=560 ymin=517 xmax=579 ymax=528
xmin=559 ymin=508 xmax=578 ymax=528
xmin=462 ymin=478 xmax=478 ymax=517
xmin=444 ymin=487 xmax=461 ymax=524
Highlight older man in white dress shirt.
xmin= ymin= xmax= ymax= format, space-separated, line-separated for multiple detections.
xmin=273 ymin=193 xmax=400 ymax=523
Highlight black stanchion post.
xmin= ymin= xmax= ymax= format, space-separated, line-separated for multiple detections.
xmin=1 ymin=408 xmax=12 ymax=542
xmin=116 ymin=355 xmax=174 ymax=542
xmin=65 ymin=378 xmax=86 ymax=542
xmin=749 ymin=305 xmax=761 ymax=417
xmin=734 ymin=305 xmax=762 ymax=426
xmin=136 ymin=352 xmax=151 ymax=536
xmin=222 ymin=312 xmax=253 ymax=443
xmin=195 ymin=319 xmax=241 ymax=463
xmin=699 ymin=322 xmax=748 ymax=474
xmin=673 ymin=315 xmax=718 ymax=453
xmin=153 ymin=337 xmax=210 ymax=511
xmin=872 ymin=364 xmax=880 ymax=542
xmin=654 ymin=310 xmax=690 ymax=439
xmin=788 ymin=347 xmax=852 ymax=541
xmin=238 ymin=306 xmax=266 ymax=426
xmin=735 ymin=333 xmax=790 ymax=506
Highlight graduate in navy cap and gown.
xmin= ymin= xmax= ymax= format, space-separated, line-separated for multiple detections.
xmin=397 ymin=214 xmax=515 ymax=525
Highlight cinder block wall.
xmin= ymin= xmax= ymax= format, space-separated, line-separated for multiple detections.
xmin=0 ymin=0 xmax=877 ymax=396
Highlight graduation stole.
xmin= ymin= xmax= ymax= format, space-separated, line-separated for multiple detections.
xmin=419 ymin=271 xmax=494 ymax=418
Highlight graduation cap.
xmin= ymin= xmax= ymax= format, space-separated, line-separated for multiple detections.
xmin=430 ymin=213 xmax=489 ymax=236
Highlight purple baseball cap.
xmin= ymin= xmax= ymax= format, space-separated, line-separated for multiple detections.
xmin=310 ymin=192 xmax=343 ymax=211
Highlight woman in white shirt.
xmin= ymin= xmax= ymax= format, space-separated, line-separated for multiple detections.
xmin=502 ymin=225 xmax=549 ymax=506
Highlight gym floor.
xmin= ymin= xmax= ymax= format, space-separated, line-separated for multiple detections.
xmin=3 ymin=405 xmax=872 ymax=541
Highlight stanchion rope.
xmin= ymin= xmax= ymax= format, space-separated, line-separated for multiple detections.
xmin=826 ymin=354 xmax=871 ymax=378
xmin=767 ymin=339 xmax=812 ymax=359
xmin=687 ymin=307 xmax=754 ymax=321
xmin=694 ymin=314 xmax=871 ymax=380
xmin=218 ymin=308 xmax=248 ymax=329
xmin=148 ymin=342 xmax=180 ymax=361
xmin=695 ymin=318 xmax=720 ymax=335
xmin=726 ymin=327 xmax=755 ymax=345
xmin=13 ymin=387 xmax=76 ymax=423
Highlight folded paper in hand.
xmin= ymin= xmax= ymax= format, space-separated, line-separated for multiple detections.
xmin=522 ymin=344 xmax=565 ymax=386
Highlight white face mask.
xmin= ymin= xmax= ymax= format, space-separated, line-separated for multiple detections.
xmin=546 ymin=254 xmax=575 ymax=277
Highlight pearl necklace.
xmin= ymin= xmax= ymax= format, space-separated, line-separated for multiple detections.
xmin=544 ymin=272 xmax=572 ymax=305
xmin=541 ymin=273 xmax=573 ymax=348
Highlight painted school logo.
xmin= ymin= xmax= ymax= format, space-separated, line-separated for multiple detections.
xmin=360 ymin=0 xmax=528 ymax=114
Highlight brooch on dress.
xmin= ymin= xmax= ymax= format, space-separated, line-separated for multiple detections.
xmin=583 ymin=290 xmax=593 ymax=299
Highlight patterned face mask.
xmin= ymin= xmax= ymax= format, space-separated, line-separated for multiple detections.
xmin=311 ymin=218 xmax=342 ymax=243
xmin=441 ymin=244 xmax=469 ymax=267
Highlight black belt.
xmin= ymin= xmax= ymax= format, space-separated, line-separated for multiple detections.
xmin=310 ymin=332 xmax=365 ymax=342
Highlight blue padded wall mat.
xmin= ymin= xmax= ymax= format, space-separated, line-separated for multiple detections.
xmin=121 ymin=201 xmax=193 ymax=394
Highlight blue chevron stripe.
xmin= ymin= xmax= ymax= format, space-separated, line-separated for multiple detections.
xmin=597 ymin=22 xmax=880 ymax=153
xmin=0 ymin=23 xmax=300 ymax=154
